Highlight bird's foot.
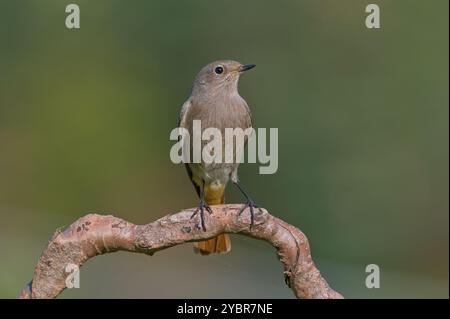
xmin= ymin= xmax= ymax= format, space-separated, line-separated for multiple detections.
xmin=190 ymin=199 xmax=213 ymax=231
xmin=238 ymin=199 xmax=262 ymax=229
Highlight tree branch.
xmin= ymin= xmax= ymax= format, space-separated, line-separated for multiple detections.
xmin=18 ymin=204 xmax=343 ymax=299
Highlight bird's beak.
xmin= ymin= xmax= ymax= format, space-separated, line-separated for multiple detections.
xmin=239 ymin=64 xmax=256 ymax=72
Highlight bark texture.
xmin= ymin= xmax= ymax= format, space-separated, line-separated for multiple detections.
xmin=19 ymin=204 xmax=343 ymax=299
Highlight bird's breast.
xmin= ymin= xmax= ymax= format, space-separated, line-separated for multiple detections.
xmin=193 ymin=95 xmax=251 ymax=131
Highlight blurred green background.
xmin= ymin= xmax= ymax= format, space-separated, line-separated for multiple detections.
xmin=0 ymin=0 xmax=448 ymax=298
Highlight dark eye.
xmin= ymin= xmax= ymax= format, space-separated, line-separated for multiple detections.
xmin=214 ymin=66 xmax=224 ymax=74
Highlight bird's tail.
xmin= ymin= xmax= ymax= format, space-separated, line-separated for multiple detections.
xmin=193 ymin=184 xmax=231 ymax=255
xmin=193 ymin=234 xmax=231 ymax=255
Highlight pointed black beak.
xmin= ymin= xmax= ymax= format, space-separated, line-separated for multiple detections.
xmin=239 ymin=64 xmax=256 ymax=72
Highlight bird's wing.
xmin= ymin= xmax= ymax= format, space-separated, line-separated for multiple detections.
xmin=177 ymin=99 xmax=201 ymax=197
xmin=178 ymin=99 xmax=192 ymax=129
xmin=243 ymin=98 xmax=253 ymax=128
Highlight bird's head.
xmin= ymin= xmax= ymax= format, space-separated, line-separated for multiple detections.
xmin=192 ymin=60 xmax=255 ymax=96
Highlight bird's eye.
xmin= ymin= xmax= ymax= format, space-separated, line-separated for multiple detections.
xmin=214 ymin=66 xmax=224 ymax=74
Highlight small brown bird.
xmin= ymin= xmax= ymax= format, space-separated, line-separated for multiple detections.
xmin=178 ymin=60 xmax=258 ymax=255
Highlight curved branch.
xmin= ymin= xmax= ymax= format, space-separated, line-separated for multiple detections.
xmin=18 ymin=205 xmax=343 ymax=299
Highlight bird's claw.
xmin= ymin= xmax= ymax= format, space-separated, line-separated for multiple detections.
xmin=191 ymin=200 xmax=213 ymax=231
xmin=238 ymin=200 xmax=261 ymax=229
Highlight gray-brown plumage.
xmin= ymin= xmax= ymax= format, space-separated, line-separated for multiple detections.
xmin=178 ymin=60 xmax=255 ymax=254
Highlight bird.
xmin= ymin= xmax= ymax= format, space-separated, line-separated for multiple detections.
xmin=178 ymin=60 xmax=259 ymax=255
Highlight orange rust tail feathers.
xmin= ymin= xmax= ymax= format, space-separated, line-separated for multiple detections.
xmin=193 ymin=183 xmax=231 ymax=255
xmin=193 ymin=233 xmax=231 ymax=255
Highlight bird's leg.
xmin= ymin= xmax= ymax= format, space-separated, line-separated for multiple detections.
xmin=190 ymin=181 xmax=213 ymax=231
xmin=233 ymin=181 xmax=261 ymax=229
